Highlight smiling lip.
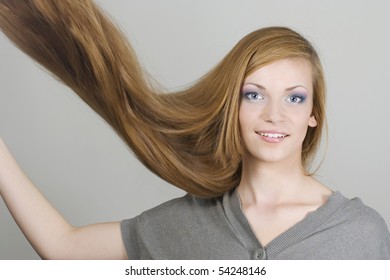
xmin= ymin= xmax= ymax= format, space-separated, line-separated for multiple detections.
xmin=256 ymin=130 xmax=289 ymax=143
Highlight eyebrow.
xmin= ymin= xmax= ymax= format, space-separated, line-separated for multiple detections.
xmin=243 ymin=83 xmax=307 ymax=91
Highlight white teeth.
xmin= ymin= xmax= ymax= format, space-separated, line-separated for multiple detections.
xmin=258 ymin=132 xmax=287 ymax=138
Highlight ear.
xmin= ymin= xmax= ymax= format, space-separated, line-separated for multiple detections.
xmin=308 ymin=115 xmax=317 ymax=127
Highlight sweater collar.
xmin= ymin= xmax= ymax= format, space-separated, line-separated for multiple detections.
xmin=223 ymin=187 xmax=348 ymax=257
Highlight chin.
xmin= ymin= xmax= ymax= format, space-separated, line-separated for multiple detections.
xmin=246 ymin=153 xmax=288 ymax=164
xmin=244 ymin=148 xmax=302 ymax=166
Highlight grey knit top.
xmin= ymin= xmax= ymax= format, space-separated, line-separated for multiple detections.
xmin=121 ymin=188 xmax=390 ymax=259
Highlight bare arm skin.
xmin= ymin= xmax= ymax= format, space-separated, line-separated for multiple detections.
xmin=0 ymin=0 xmax=139 ymax=259
xmin=0 ymin=0 xmax=135 ymax=260
xmin=0 ymin=138 xmax=127 ymax=259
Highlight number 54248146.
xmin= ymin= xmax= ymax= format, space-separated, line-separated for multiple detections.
xmin=218 ymin=266 xmax=266 ymax=276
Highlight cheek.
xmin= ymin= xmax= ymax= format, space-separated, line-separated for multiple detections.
xmin=239 ymin=103 xmax=258 ymax=130
xmin=290 ymin=112 xmax=315 ymax=136
xmin=288 ymin=102 xmax=314 ymax=124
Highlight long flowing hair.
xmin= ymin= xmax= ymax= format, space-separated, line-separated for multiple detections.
xmin=0 ymin=0 xmax=326 ymax=197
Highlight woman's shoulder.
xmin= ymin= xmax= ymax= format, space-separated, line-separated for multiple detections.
xmin=304 ymin=191 xmax=390 ymax=259
xmin=330 ymin=192 xmax=390 ymax=246
xmin=336 ymin=193 xmax=388 ymax=227
xmin=135 ymin=193 xmax=224 ymax=224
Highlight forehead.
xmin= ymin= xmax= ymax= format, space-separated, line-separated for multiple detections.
xmin=244 ymin=58 xmax=313 ymax=90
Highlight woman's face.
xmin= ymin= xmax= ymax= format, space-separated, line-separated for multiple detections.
xmin=239 ymin=58 xmax=317 ymax=165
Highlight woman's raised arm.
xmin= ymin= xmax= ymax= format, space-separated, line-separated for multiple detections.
xmin=0 ymin=1 xmax=143 ymax=258
xmin=0 ymin=138 xmax=127 ymax=259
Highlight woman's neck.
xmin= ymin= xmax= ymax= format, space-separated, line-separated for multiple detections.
xmin=237 ymin=156 xmax=315 ymax=207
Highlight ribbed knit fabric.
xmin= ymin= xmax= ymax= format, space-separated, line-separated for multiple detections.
xmin=121 ymin=188 xmax=390 ymax=259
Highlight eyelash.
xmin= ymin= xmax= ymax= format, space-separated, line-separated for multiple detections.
xmin=242 ymin=92 xmax=264 ymax=101
xmin=286 ymin=94 xmax=306 ymax=103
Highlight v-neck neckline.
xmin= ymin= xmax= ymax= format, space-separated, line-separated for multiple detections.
xmin=223 ymin=187 xmax=348 ymax=258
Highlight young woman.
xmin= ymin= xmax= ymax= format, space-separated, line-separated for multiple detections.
xmin=0 ymin=0 xmax=389 ymax=259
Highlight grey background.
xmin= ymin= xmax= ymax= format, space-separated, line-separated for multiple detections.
xmin=0 ymin=0 xmax=389 ymax=259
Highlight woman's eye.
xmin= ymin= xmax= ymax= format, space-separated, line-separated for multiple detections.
xmin=287 ymin=94 xmax=306 ymax=103
xmin=243 ymin=92 xmax=264 ymax=101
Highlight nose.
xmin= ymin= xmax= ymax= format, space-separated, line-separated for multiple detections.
xmin=262 ymin=100 xmax=284 ymax=124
